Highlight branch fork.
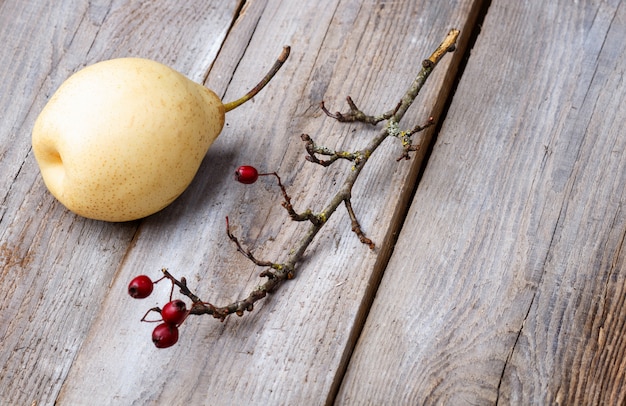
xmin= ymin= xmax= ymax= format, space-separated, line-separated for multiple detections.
xmin=138 ymin=29 xmax=460 ymax=324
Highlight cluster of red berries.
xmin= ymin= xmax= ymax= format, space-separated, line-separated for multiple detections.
xmin=128 ymin=275 xmax=189 ymax=348
xmin=127 ymin=166 xmax=265 ymax=348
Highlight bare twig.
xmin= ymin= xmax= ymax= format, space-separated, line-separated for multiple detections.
xmin=395 ymin=116 xmax=436 ymax=161
xmin=344 ymin=198 xmax=375 ymax=249
xmin=301 ymin=133 xmax=363 ymax=167
xmin=225 ymin=216 xmax=277 ymax=268
xmin=271 ymin=171 xmax=324 ymax=225
xmin=320 ymin=96 xmax=396 ymax=125
xmin=158 ymin=29 xmax=460 ymax=321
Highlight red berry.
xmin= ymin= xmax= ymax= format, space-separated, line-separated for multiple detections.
xmin=152 ymin=323 xmax=179 ymax=348
xmin=235 ymin=165 xmax=259 ymax=184
xmin=161 ymin=299 xmax=188 ymax=325
xmin=128 ymin=275 xmax=154 ymax=299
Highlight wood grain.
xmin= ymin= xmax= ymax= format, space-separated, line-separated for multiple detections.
xmin=337 ymin=0 xmax=626 ymax=404
xmin=9 ymin=0 xmax=619 ymax=404
xmin=53 ymin=0 xmax=475 ymax=405
xmin=0 ymin=2 xmax=238 ymax=404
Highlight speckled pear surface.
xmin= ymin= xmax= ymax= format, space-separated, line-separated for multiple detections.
xmin=32 ymin=58 xmax=225 ymax=222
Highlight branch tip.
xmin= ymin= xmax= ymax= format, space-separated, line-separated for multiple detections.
xmin=135 ymin=30 xmax=459 ymax=326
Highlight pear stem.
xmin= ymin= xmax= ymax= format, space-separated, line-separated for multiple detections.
xmin=223 ymin=46 xmax=291 ymax=112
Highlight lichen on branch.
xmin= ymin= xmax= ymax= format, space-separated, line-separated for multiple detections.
xmin=145 ymin=29 xmax=460 ymax=325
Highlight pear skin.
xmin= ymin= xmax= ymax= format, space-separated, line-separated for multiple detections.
xmin=32 ymin=58 xmax=225 ymax=222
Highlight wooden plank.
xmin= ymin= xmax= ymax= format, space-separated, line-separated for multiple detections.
xmin=54 ymin=1 xmax=478 ymax=405
xmin=0 ymin=2 xmax=238 ymax=404
xmin=337 ymin=0 xmax=626 ymax=404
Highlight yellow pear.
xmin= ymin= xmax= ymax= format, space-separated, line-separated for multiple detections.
xmin=32 ymin=47 xmax=289 ymax=222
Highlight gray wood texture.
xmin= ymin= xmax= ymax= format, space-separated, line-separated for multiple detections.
xmin=338 ymin=0 xmax=626 ymax=404
xmin=1 ymin=0 xmax=624 ymax=404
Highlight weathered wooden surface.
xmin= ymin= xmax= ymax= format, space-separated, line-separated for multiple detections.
xmin=2 ymin=0 xmax=625 ymax=404
xmin=0 ymin=2 xmax=239 ymax=405
xmin=1 ymin=0 xmax=476 ymax=405
xmin=337 ymin=0 xmax=626 ymax=404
